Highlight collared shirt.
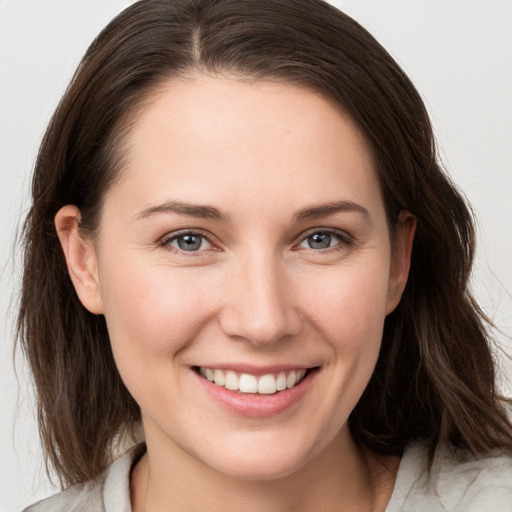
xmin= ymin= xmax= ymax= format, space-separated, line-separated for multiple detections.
xmin=23 ymin=441 xmax=512 ymax=511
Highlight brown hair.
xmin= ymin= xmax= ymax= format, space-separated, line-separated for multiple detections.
xmin=17 ymin=0 xmax=512 ymax=486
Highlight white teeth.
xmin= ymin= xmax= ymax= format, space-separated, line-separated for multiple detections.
xmin=276 ymin=372 xmax=287 ymax=391
xmin=224 ymin=371 xmax=239 ymax=391
xmin=239 ymin=373 xmax=258 ymax=393
xmin=198 ymin=367 xmax=309 ymax=394
xmin=258 ymin=374 xmax=277 ymax=395
xmin=213 ymin=369 xmax=225 ymax=386
xmin=286 ymin=370 xmax=297 ymax=389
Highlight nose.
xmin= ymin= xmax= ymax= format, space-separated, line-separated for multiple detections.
xmin=219 ymin=252 xmax=302 ymax=346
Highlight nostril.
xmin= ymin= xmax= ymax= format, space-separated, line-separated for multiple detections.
xmin=219 ymin=306 xmax=302 ymax=346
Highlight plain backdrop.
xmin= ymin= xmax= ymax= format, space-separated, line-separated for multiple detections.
xmin=1 ymin=1 xmax=511 ymax=510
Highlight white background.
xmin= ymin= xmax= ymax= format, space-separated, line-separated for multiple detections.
xmin=1 ymin=1 xmax=511 ymax=510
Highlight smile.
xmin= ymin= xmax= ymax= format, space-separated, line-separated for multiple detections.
xmin=197 ymin=367 xmax=308 ymax=395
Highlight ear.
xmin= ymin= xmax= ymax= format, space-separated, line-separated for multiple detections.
xmin=385 ymin=211 xmax=416 ymax=315
xmin=55 ymin=205 xmax=104 ymax=314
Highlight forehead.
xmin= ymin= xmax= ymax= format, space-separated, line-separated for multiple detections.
xmin=107 ymin=75 xmax=383 ymax=220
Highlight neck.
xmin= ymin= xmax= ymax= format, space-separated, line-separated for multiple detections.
xmin=131 ymin=424 xmax=399 ymax=512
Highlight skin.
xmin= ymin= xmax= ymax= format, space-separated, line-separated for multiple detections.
xmin=56 ymin=75 xmax=415 ymax=511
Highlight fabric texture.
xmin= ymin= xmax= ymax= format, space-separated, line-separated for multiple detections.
xmin=22 ymin=441 xmax=512 ymax=511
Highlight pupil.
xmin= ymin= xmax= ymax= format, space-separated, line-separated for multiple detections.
xmin=178 ymin=235 xmax=201 ymax=251
xmin=309 ymin=233 xmax=331 ymax=249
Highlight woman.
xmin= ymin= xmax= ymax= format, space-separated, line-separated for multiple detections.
xmin=18 ymin=0 xmax=512 ymax=510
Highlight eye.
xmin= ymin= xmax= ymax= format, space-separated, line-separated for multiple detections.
xmin=165 ymin=232 xmax=213 ymax=252
xmin=298 ymin=230 xmax=347 ymax=250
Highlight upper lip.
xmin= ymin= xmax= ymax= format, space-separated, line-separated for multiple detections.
xmin=193 ymin=364 xmax=318 ymax=377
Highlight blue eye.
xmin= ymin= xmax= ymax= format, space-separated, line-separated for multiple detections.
xmin=299 ymin=231 xmax=345 ymax=250
xmin=168 ymin=233 xmax=212 ymax=252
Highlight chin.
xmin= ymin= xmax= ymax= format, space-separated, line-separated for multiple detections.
xmin=211 ymin=454 xmax=308 ymax=482
xmin=197 ymin=433 xmax=318 ymax=481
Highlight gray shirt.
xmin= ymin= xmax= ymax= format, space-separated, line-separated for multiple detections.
xmin=23 ymin=441 xmax=512 ymax=511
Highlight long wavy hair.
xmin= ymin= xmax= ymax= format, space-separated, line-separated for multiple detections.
xmin=17 ymin=0 xmax=512 ymax=487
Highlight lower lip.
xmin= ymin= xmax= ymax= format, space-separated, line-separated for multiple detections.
xmin=195 ymin=369 xmax=317 ymax=418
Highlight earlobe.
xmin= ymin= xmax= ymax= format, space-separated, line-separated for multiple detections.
xmin=55 ymin=205 xmax=104 ymax=314
xmin=385 ymin=211 xmax=416 ymax=314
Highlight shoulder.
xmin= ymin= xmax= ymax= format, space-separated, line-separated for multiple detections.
xmin=21 ymin=444 xmax=145 ymax=512
xmin=388 ymin=440 xmax=512 ymax=512
xmin=432 ymin=443 xmax=512 ymax=510
xmin=21 ymin=480 xmax=103 ymax=512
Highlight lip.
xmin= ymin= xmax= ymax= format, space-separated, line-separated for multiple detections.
xmin=193 ymin=366 xmax=319 ymax=418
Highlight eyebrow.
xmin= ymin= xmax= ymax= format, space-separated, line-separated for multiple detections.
xmin=293 ymin=200 xmax=372 ymax=224
xmin=135 ymin=200 xmax=229 ymax=222
xmin=135 ymin=199 xmax=371 ymax=224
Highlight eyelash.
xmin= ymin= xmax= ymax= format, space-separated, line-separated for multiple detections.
xmin=293 ymin=228 xmax=353 ymax=253
xmin=158 ymin=228 xmax=353 ymax=255
xmin=159 ymin=229 xmax=215 ymax=255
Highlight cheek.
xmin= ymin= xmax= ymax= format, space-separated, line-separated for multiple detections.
xmin=284 ymin=262 xmax=390 ymax=441
xmin=301 ymin=262 xmax=389 ymax=399
xmin=98 ymin=259 xmax=218 ymax=380
xmin=300 ymin=262 xmax=390 ymax=347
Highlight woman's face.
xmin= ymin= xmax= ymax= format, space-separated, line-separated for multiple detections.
xmin=62 ymin=76 xmax=413 ymax=480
